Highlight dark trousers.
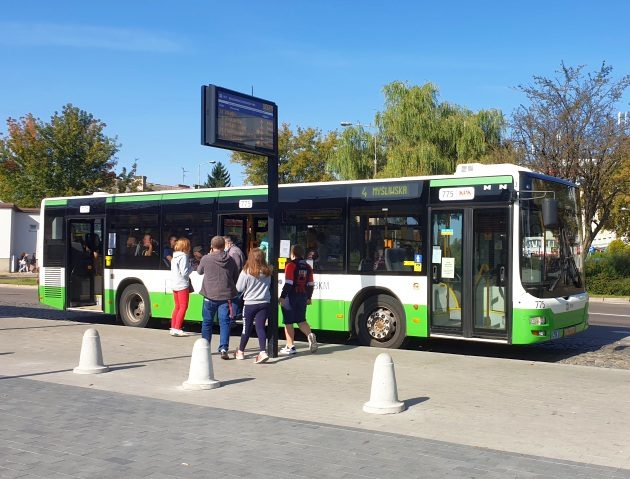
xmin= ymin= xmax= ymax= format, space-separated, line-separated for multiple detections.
xmin=239 ymin=303 xmax=269 ymax=352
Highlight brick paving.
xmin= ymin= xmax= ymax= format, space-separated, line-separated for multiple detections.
xmin=1 ymin=378 xmax=629 ymax=479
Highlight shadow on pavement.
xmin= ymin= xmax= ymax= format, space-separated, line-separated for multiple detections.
xmin=404 ymin=396 xmax=430 ymax=408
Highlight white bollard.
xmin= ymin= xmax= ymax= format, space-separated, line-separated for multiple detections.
xmin=73 ymin=328 xmax=109 ymax=374
xmin=182 ymin=338 xmax=221 ymax=390
xmin=363 ymin=352 xmax=406 ymax=414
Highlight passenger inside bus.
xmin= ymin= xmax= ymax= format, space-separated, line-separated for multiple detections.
xmin=125 ymin=236 xmax=140 ymax=256
xmin=141 ymin=234 xmax=158 ymax=256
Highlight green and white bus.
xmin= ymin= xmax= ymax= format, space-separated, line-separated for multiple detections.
xmin=38 ymin=163 xmax=588 ymax=347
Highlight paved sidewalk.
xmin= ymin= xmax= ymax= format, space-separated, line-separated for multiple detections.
xmin=1 ymin=316 xmax=630 ymax=476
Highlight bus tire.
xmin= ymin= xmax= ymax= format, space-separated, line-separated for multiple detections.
xmin=119 ymin=283 xmax=151 ymax=328
xmin=355 ymin=294 xmax=406 ymax=349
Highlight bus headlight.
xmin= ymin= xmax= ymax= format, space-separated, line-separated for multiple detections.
xmin=529 ymin=316 xmax=547 ymax=325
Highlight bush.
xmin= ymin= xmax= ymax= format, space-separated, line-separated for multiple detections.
xmin=586 ymin=275 xmax=630 ymax=296
xmin=585 ymin=240 xmax=630 ymax=295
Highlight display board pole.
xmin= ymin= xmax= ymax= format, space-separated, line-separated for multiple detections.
xmin=267 ymin=151 xmax=279 ymax=358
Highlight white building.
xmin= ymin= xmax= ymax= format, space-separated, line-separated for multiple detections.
xmin=0 ymin=203 xmax=40 ymax=272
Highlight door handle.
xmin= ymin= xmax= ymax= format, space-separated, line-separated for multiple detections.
xmin=499 ymin=266 xmax=506 ymax=284
xmin=432 ymin=265 xmax=439 ymax=281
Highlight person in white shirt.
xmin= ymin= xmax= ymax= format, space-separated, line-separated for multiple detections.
xmin=169 ymin=237 xmax=192 ymax=337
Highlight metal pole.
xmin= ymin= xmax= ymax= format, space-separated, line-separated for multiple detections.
xmin=267 ymin=150 xmax=279 ymax=358
xmin=198 ymin=164 xmax=201 ymax=188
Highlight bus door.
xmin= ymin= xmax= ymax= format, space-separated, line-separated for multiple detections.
xmin=67 ymin=218 xmax=104 ymax=309
xmin=220 ymin=215 xmax=268 ymax=255
xmin=429 ymin=207 xmax=510 ymax=340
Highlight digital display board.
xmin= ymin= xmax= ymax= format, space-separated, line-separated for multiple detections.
xmin=202 ymin=85 xmax=278 ymax=156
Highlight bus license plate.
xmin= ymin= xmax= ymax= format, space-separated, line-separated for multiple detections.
xmin=564 ymin=326 xmax=577 ymax=337
xmin=552 ymin=329 xmax=561 ymax=339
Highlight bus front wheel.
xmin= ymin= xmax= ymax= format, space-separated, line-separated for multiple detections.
xmin=355 ymin=294 xmax=406 ymax=349
xmin=119 ymin=284 xmax=151 ymax=328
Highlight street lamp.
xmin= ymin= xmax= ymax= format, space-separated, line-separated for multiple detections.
xmin=198 ymin=160 xmax=217 ymax=188
xmin=340 ymin=121 xmax=378 ymax=178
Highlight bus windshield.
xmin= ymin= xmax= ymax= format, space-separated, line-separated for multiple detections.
xmin=519 ymin=174 xmax=585 ymax=298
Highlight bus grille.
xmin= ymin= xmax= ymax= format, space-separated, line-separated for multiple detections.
xmin=43 ymin=268 xmax=63 ymax=298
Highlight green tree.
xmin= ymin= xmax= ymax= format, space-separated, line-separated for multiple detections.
xmin=375 ymin=81 xmax=506 ymax=178
xmin=511 ymin=62 xmax=630 ymax=254
xmin=328 ymin=125 xmax=377 ymax=180
xmin=231 ymin=123 xmax=336 ymax=185
xmin=110 ymin=160 xmax=140 ymax=193
xmin=0 ymin=104 xmax=121 ymax=207
xmin=204 ymin=161 xmax=231 ymax=188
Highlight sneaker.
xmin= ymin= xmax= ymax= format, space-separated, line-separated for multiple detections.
xmin=220 ymin=349 xmax=230 ymax=360
xmin=170 ymin=329 xmax=187 ymax=337
xmin=279 ymin=345 xmax=297 ymax=355
xmin=308 ymin=333 xmax=318 ymax=353
xmin=254 ymin=351 xmax=269 ymax=364
xmin=234 ymin=350 xmax=245 ymax=360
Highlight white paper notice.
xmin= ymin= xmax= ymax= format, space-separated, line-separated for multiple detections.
xmin=432 ymin=246 xmax=442 ymax=263
xmin=280 ymin=240 xmax=291 ymax=258
xmin=441 ymin=257 xmax=455 ymax=278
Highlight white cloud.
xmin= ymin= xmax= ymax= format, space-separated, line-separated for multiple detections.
xmin=0 ymin=21 xmax=182 ymax=53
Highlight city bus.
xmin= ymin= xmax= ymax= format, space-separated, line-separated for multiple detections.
xmin=38 ymin=163 xmax=588 ymax=347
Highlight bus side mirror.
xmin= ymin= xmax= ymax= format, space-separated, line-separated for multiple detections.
xmin=542 ymin=198 xmax=558 ymax=228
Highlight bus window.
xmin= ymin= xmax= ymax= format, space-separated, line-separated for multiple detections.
xmin=163 ymin=198 xmax=215 ymax=267
xmin=107 ymin=202 xmax=160 ymax=270
xmin=349 ymin=203 xmax=423 ymax=274
xmin=43 ymin=207 xmax=66 ymax=267
xmin=280 ymin=208 xmax=345 ymax=272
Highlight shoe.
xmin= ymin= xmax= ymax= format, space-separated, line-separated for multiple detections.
xmin=254 ymin=351 xmax=269 ymax=364
xmin=170 ymin=329 xmax=191 ymax=337
xmin=279 ymin=345 xmax=297 ymax=355
xmin=220 ymin=349 xmax=230 ymax=360
xmin=308 ymin=333 xmax=318 ymax=353
xmin=234 ymin=350 xmax=245 ymax=360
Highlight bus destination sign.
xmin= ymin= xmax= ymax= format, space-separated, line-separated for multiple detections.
xmin=352 ymin=182 xmax=420 ymax=200
xmin=202 ymin=85 xmax=278 ymax=156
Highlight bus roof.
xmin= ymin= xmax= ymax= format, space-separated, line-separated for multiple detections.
xmin=40 ymin=163 xmax=576 ymax=204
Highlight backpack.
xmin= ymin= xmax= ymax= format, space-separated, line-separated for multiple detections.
xmin=292 ymin=259 xmax=310 ymax=294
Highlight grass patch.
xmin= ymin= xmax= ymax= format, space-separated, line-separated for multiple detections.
xmin=0 ymin=278 xmax=38 ymax=286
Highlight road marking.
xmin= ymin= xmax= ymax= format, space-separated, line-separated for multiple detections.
xmin=590 ymin=313 xmax=630 ymax=318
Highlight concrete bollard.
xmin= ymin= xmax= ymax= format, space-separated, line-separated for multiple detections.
xmin=182 ymin=338 xmax=221 ymax=390
xmin=73 ymin=328 xmax=109 ymax=374
xmin=363 ymin=352 xmax=406 ymax=414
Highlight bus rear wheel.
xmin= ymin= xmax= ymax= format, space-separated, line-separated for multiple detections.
xmin=355 ymin=294 xmax=406 ymax=349
xmin=119 ymin=283 xmax=151 ymax=328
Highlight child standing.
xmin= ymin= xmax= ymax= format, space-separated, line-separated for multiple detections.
xmin=279 ymin=244 xmax=318 ymax=355
xmin=170 ymin=237 xmax=192 ymax=337
xmin=234 ymin=248 xmax=271 ymax=364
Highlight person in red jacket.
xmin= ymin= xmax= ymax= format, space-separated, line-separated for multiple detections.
xmin=279 ymin=244 xmax=318 ymax=355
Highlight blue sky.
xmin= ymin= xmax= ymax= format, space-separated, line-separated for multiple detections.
xmin=1 ymin=1 xmax=629 ymax=186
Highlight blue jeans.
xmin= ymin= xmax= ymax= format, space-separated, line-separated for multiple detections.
xmin=201 ymin=298 xmax=231 ymax=352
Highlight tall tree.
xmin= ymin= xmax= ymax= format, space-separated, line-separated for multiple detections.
xmin=204 ymin=161 xmax=231 ymax=188
xmin=375 ymin=81 xmax=506 ymax=178
xmin=231 ymin=123 xmax=336 ymax=185
xmin=0 ymin=104 xmax=121 ymax=207
xmin=511 ymin=62 xmax=630 ymax=253
xmin=328 ymin=125 xmax=377 ymax=180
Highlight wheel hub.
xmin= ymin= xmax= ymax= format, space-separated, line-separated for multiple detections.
xmin=366 ymin=307 xmax=396 ymax=341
